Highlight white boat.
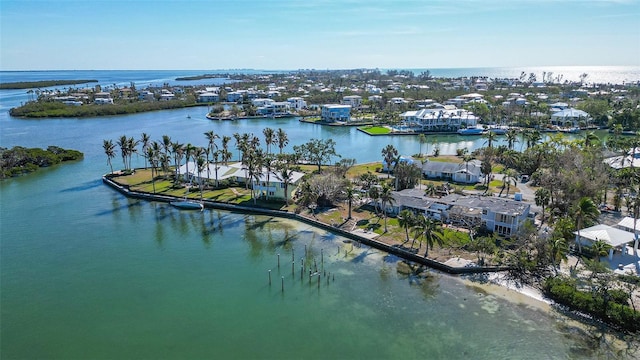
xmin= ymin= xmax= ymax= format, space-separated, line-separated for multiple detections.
xmin=457 ymin=127 xmax=485 ymax=136
xmin=170 ymin=200 xmax=204 ymax=211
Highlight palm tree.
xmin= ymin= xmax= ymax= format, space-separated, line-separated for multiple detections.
xmin=275 ymin=154 xmax=297 ymax=205
xmin=263 ymin=127 xmax=276 ymax=155
xmin=424 ymin=182 xmax=437 ymax=197
xmin=591 ymin=239 xmax=611 ymax=262
xmin=196 ymin=156 xmax=206 ymax=200
xmin=344 ymin=185 xmax=357 ymax=220
xmin=418 ymin=133 xmax=427 ymax=157
xmin=535 ymin=188 xmax=551 ymax=224
xmin=398 ymin=209 xmax=415 ymax=245
xmin=140 ymin=133 xmax=151 ymax=169
xmin=146 ymin=146 xmax=158 ymax=194
xmin=379 ymin=183 xmax=395 ymax=232
xmin=482 ymin=131 xmax=498 ymax=148
xmin=116 ymin=135 xmax=129 ymax=170
xmin=161 ymin=135 xmax=172 ymax=162
xmin=549 ymin=235 xmax=568 ymax=274
xmin=102 ymin=139 xmax=116 ymax=174
xmin=126 ymin=136 xmax=138 ymax=171
xmin=381 ymin=144 xmax=399 ymax=178
xmin=171 ymin=141 xmax=184 ymax=182
xmin=572 ymin=197 xmax=600 ymax=254
xmin=500 ymin=169 xmax=518 ymax=198
xmin=276 ymin=128 xmax=289 ymax=154
xmin=221 ymin=135 xmax=232 ymax=165
xmin=205 ymin=130 xmax=219 ymax=182
xmin=417 ymin=215 xmax=444 ymax=258
xmin=505 ymin=129 xmax=518 ymax=150
xmin=183 ymin=143 xmax=196 ymax=184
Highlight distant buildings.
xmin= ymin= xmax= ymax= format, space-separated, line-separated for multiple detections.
xmin=400 ymin=107 xmax=479 ymax=132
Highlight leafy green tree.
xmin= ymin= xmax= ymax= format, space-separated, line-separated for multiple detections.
xmin=535 ymin=188 xmax=551 ymax=224
xmin=293 ymin=138 xmax=339 ymax=173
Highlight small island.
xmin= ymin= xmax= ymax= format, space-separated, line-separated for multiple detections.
xmin=0 ymin=80 xmax=98 ymax=90
xmin=0 ymin=146 xmax=83 ymax=178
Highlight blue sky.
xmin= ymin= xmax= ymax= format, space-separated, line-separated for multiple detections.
xmin=1 ymin=0 xmax=638 ymax=70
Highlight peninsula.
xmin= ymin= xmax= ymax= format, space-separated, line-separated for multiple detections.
xmin=0 ymin=146 xmax=83 ymax=178
xmin=0 ymin=79 xmax=98 ymax=90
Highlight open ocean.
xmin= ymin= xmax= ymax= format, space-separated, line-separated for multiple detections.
xmin=1 ymin=66 xmax=638 ymax=89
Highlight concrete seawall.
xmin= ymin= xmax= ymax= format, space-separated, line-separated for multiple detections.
xmin=102 ymin=175 xmax=510 ymax=275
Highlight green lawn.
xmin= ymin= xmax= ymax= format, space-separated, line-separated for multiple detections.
xmin=359 ymin=126 xmax=391 ymax=135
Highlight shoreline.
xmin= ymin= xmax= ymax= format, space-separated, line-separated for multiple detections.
xmin=102 ymin=173 xmax=511 ymax=275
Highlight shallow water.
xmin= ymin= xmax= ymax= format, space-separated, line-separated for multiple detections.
xmin=1 ymin=70 xmax=637 ymax=359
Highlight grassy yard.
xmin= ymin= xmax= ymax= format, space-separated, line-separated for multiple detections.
xmin=358 ymin=126 xmax=391 ymax=135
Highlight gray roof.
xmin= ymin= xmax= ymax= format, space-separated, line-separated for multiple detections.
xmin=422 ymin=160 xmax=482 ymax=177
xmin=438 ymin=194 xmax=530 ymax=216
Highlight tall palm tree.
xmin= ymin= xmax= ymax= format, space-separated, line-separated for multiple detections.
xmin=482 ymin=131 xmax=498 ymax=148
xmin=116 ymin=135 xmax=129 ymax=170
xmin=196 ymin=156 xmax=207 ymax=200
xmin=126 ymin=136 xmax=138 ymax=171
xmin=572 ymin=197 xmax=600 ymax=254
xmin=275 ymin=154 xmax=297 ymax=205
xmin=418 ymin=134 xmax=427 ymax=157
xmin=549 ymin=235 xmax=568 ymax=275
xmin=417 ymin=214 xmax=444 ymax=258
xmin=205 ymin=130 xmax=219 ymax=182
xmin=276 ymin=128 xmax=289 ymax=154
xmin=345 ymin=185 xmax=356 ymax=220
xmin=535 ymin=188 xmax=551 ymax=224
xmin=146 ymin=146 xmax=158 ymax=194
xmin=591 ymin=239 xmax=611 ymax=262
xmin=161 ymin=135 xmax=172 ymax=162
xmin=140 ymin=132 xmax=151 ymax=169
xmin=505 ymin=129 xmax=518 ymax=150
xmin=500 ymin=169 xmax=518 ymax=198
xmin=102 ymin=139 xmax=116 ymax=174
xmin=171 ymin=141 xmax=184 ymax=182
xmin=379 ymin=183 xmax=395 ymax=232
xmin=381 ymin=144 xmax=399 ymax=179
xmin=263 ymin=127 xmax=276 ymax=155
xmin=398 ymin=209 xmax=415 ymax=245
xmin=221 ymin=135 xmax=232 ymax=165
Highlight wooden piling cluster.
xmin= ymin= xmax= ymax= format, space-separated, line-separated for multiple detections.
xmin=268 ymin=245 xmax=335 ymax=294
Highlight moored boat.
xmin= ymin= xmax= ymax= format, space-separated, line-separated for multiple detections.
xmin=457 ymin=127 xmax=485 ymax=135
xmin=170 ymin=200 xmax=204 ymax=211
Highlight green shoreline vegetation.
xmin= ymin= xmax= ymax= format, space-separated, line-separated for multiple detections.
xmin=0 ymin=146 xmax=83 ymax=179
xmin=0 ymin=79 xmax=98 ymax=89
xmin=9 ymin=98 xmax=204 ymax=118
xmin=101 ymin=127 xmax=640 ymax=334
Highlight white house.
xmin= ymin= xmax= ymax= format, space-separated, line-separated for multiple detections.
xmin=287 ymin=97 xmax=307 ymax=111
xmin=198 ymin=92 xmax=219 ymax=103
xmin=177 ymin=161 xmax=305 ymax=201
xmin=421 ymin=159 xmax=483 ymax=184
xmin=604 ymin=148 xmax=640 ymax=169
xmin=342 ymin=95 xmax=362 ymax=109
xmin=400 ymin=107 xmax=479 ymax=132
xmin=226 ymin=91 xmax=244 ymax=102
xmin=550 ymin=108 xmax=591 ymax=127
xmin=252 ymin=98 xmax=275 ymax=107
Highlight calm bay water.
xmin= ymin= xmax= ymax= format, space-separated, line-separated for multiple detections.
xmin=0 ymin=70 xmax=637 ymax=359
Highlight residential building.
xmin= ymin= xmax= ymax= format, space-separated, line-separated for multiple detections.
xmin=550 ymin=108 xmax=591 ymax=127
xmin=422 ymin=159 xmax=483 ymax=184
xmin=226 ymin=91 xmax=244 ymax=102
xmin=287 ymin=97 xmax=307 ymax=111
xmin=321 ymin=104 xmax=351 ymax=122
xmin=400 ymin=107 xmax=479 ymax=132
xmin=198 ymin=92 xmax=219 ymax=103
xmin=342 ymin=95 xmax=362 ymax=109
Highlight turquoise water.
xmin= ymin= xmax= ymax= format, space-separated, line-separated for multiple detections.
xmin=0 ymin=70 xmax=636 ymax=359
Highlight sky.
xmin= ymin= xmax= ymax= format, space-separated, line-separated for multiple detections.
xmin=1 ymin=0 xmax=639 ymax=70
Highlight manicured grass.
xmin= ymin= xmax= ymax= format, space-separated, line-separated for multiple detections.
xmin=359 ymin=126 xmax=391 ymax=135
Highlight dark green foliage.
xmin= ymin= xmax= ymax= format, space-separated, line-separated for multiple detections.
xmin=10 ymin=98 xmax=201 ymax=118
xmin=0 ymin=79 xmax=98 ymax=89
xmin=0 ymin=146 xmax=83 ymax=178
xmin=544 ymin=276 xmax=640 ymax=333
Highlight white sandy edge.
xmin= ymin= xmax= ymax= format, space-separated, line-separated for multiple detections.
xmin=458 ymin=272 xmax=552 ymax=312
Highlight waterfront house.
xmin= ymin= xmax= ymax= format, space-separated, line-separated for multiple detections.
xmin=139 ymin=91 xmax=155 ymax=101
xmin=400 ymin=107 xmax=479 ymax=132
xmin=342 ymin=95 xmax=362 ymax=109
xmin=421 ymin=159 xmax=482 ymax=184
xmin=226 ymin=91 xmax=244 ymax=102
xmin=159 ymin=92 xmax=175 ymax=101
xmin=380 ymin=190 xmax=530 ymax=236
xmin=252 ymin=98 xmax=275 ymax=107
xmin=198 ymin=92 xmax=219 ymax=103
xmin=550 ymin=108 xmax=591 ymax=127
xmin=177 ymin=161 xmax=304 ymax=200
xmin=321 ymin=104 xmax=351 ymax=122
xmin=287 ymin=97 xmax=307 ymax=111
